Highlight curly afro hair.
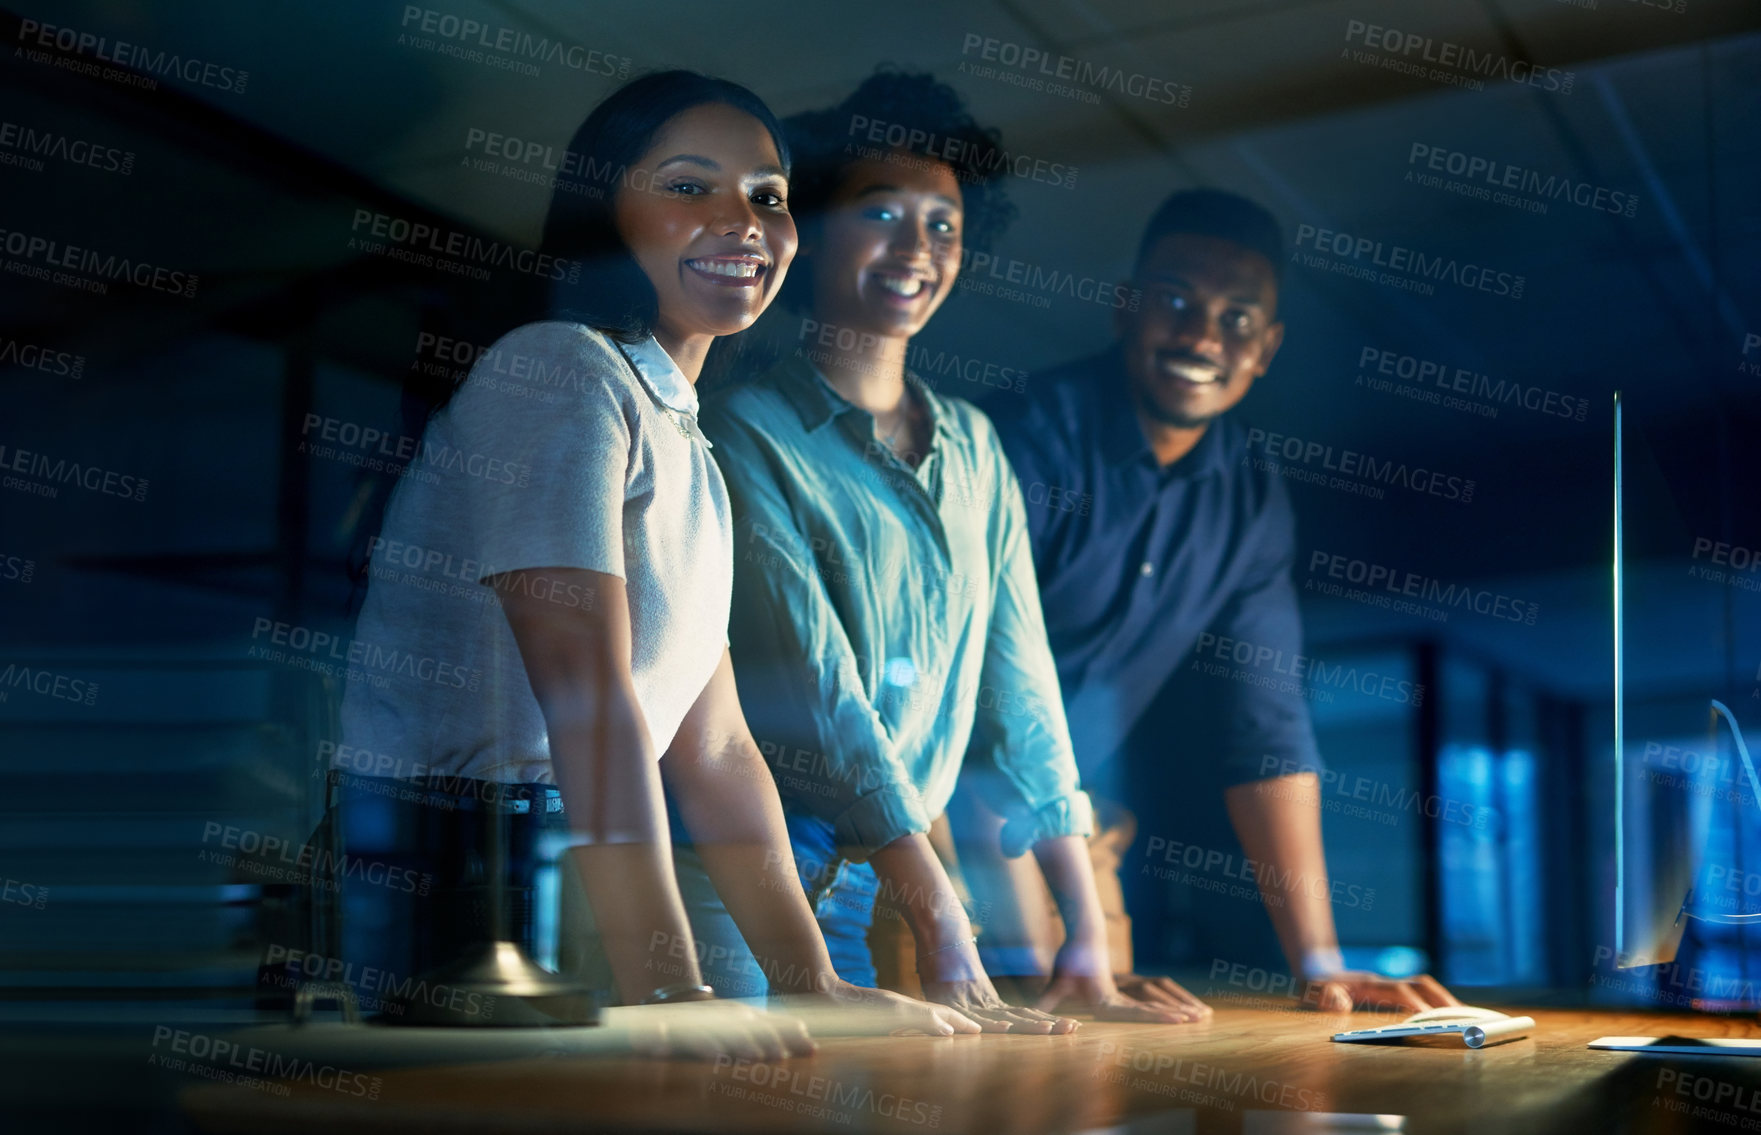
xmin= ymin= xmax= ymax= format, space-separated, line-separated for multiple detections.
xmin=776 ymin=68 xmax=1018 ymax=312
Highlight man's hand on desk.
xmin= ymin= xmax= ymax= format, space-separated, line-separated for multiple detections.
xmin=1301 ymin=971 xmax=1460 ymax=1014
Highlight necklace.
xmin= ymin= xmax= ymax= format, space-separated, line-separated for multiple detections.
xmin=876 ymin=389 xmax=922 ymax=466
xmin=876 ymin=408 xmax=907 ymax=451
xmin=879 ymin=414 xmax=907 ymax=452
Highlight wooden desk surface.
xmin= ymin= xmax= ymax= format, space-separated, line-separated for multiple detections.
xmin=179 ymin=1006 xmax=1761 ymax=1135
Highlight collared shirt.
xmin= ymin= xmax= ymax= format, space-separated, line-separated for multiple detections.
xmin=340 ymin=322 xmax=732 ymax=784
xmin=701 ymin=353 xmax=1093 ymax=861
xmin=988 ymin=345 xmax=1322 ymax=786
xmin=623 ymin=333 xmax=702 ymax=417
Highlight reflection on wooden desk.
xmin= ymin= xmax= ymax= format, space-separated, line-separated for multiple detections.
xmin=177 ymin=1007 xmax=1761 ymax=1135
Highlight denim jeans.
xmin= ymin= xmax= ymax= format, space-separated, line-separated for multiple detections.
xmin=676 ymin=808 xmax=881 ymax=998
xmin=787 ymin=809 xmax=880 ymax=988
xmin=666 ymin=841 xmax=772 ymax=1001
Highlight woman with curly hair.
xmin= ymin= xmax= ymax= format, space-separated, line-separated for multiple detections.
xmin=693 ymin=71 xmax=1203 ymax=1029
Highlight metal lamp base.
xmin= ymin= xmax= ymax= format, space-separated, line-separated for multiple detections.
xmin=380 ymin=940 xmax=599 ymax=1027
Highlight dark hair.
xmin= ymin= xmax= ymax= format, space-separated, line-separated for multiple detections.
xmin=1134 ymin=189 xmax=1285 ymax=282
xmin=774 ymin=68 xmax=1018 ymax=313
xmin=540 ymin=70 xmax=791 ymax=342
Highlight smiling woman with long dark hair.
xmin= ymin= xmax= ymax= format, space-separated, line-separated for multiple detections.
xmin=333 ymin=70 xmax=975 ymax=1054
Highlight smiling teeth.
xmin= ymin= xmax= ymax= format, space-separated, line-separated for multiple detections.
xmin=877 ymin=276 xmax=925 ymax=297
xmin=1162 ymin=361 xmax=1219 ymax=383
xmin=692 ymin=260 xmax=760 ymax=278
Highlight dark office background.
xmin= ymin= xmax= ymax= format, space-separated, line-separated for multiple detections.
xmin=2 ymin=0 xmax=1760 ymax=1123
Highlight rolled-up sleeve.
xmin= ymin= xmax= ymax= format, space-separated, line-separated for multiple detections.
xmin=707 ymin=410 xmax=931 ymax=860
xmin=966 ymin=430 xmax=1094 ymax=857
xmin=1206 ymin=479 xmax=1324 ymax=786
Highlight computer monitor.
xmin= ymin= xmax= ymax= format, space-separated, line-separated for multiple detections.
xmin=1596 ymin=390 xmax=1761 ymax=1054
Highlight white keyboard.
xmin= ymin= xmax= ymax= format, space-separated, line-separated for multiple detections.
xmin=1333 ymin=1007 xmax=1535 ymax=1049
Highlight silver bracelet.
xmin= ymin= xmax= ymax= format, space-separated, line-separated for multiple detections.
xmin=641 ymin=982 xmax=714 ymax=1005
xmin=1299 ymin=947 xmax=1347 ymax=981
xmin=922 ymin=937 xmax=978 ymax=957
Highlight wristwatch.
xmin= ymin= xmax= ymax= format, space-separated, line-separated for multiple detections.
xmin=640 ymin=982 xmax=715 ymax=1005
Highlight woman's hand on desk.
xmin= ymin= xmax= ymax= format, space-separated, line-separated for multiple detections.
xmin=1303 ymin=971 xmax=1460 ymax=1013
xmin=868 ymin=832 xmax=1078 ymax=1034
xmin=610 ymin=997 xmax=818 ymax=1061
xmin=918 ymin=937 xmax=1080 ymax=1034
xmin=1113 ymin=973 xmax=1208 ymax=1010
xmin=774 ymin=979 xmax=984 ymax=1037
xmin=1098 ymin=972 xmax=1214 ymax=1022
xmin=1034 ymin=937 xmax=1213 ymax=1024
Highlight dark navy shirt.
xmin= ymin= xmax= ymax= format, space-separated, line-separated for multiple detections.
xmin=988 ymin=345 xmax=1322 ymax=788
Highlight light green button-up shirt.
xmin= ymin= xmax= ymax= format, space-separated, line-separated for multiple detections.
xmin=701 ymin=353 xmax=1092 ymax=862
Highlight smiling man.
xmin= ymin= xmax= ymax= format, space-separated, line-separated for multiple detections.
xmin=964 ymin=189 xmax=1461 ymax=1013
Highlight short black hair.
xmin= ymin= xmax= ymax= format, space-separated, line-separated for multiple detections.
xmin=776 ymin=68 xmax=1018 ymax=313
xmin=1135 ymin=189 xmax=1285 ymax=282
xmin=540 ymin=70 xmax=791 ymax=342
